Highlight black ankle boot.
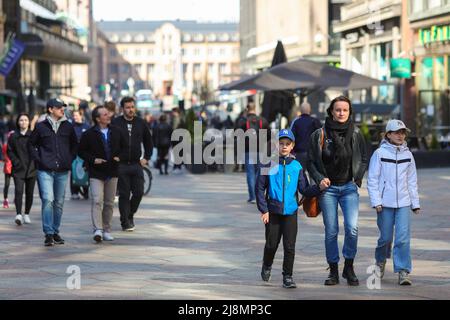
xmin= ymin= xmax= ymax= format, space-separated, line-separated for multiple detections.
xmin=342 ymin=259 xmax=359 ymax=286
xmin=324 ymin=263 xmax=339 ymax=286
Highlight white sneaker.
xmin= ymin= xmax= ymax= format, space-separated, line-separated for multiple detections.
xmin=23 ymin=215 xmax=31 ymax=224
xmin=93 ymin=229 xmax=103 ymax=243
xmin=71 ymin=194 xmax=80 ymax=200
xmin=103 ymin=232 xmax=114 ymax=241
xmin=15 ymin=214 xmax=24 ymax=226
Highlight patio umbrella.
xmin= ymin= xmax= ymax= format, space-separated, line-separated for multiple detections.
xmin=261 ymin=41 xmax=295 ymax=124
xmin=219 ymin=58 xmax=386 ymax=91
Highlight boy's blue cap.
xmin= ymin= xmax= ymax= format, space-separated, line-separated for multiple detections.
xmin=278 ymin=129 xmax=295 ymax=142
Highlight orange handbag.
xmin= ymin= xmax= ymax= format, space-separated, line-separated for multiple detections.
xmin=299 ymin=128 xmax=324 ymax=218
xmin=300 ymin=196 xmax=322 ymax=218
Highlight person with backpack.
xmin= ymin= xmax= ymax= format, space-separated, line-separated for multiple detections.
xmin=367 ymin=120 xmax=420 ymax=285
xmin=70 ymin=110 xmax=90 ymax=200
xmin=237 ymin=102 xmax=269 ymax=204
xmin=290 ymin=102 xmax=322 ymax=168
xmin=154 ymin=114 xmax=173 ymax=175
xmin=7 ymin=114 xmax=36 ymax=225
xmin=307 ymin=96 xmax=368 ymax=286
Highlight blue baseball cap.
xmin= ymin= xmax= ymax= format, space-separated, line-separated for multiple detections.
xmin=278 ymin=129 xmax=295 ymax=142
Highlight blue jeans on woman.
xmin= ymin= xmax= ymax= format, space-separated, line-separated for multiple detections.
xmin=37 ymin=170 xmax=69 ymax=236
xmin=319 ymin=181 xmax=359 ymax=264
xmin=375 ymin=206 xmax=411 ymax=273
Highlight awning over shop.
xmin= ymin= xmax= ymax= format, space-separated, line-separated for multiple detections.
xmin=19 ymin=33 xmax=91 ymax=64
xmin=20 ymin=0 xmax=57 ymax=20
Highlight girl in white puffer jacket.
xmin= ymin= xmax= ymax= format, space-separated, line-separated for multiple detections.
xmin=367 ymin=120 xmax=420 ymax=286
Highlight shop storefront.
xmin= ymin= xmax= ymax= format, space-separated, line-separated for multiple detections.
xmin=412 ymin=19 xmax=450 ymax=146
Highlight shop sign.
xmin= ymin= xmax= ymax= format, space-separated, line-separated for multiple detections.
xmin=390 ymin=58 xmax=411 ymax=78
xmin=419 ymin=24 xmax=450 ymax=45
xmin=0 ymin=38 xmax=25 ymax=77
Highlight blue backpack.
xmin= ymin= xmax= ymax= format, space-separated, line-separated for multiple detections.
xmin=71 ymin=156 xmax=89 ymax=187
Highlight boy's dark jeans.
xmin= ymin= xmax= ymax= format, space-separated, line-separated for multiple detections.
xmin=118 ymin=163 xmax=144 ymax=227
xmin=263 ymin=213 xmax=298 ymax=276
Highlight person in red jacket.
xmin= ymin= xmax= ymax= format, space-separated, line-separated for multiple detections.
xmin=2 ymin=131 xmax=14 ymax=208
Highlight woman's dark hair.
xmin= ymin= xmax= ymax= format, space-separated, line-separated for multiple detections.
xmin=120 ymin=96 xmax=135 ymax=108
xmin=104 ymin=100 xmax=117 ymax=114
xmin=16 ymin=113 xmax=31 ymax=130
xmin=92 ymin=105 xmax=106 ymax=125
xmin=159 ymin=114 xmax=167 ymax=122
xmin=326 ymin=95 xmax=353 ymax=118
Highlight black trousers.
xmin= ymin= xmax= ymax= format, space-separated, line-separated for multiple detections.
xmin=118 ymin=163 xmax=144 ymax=227
xmin=157 ymin=147 xmax=169 ymax=173
xmin=263 ymin=213 xmax=298 ymax=276
xmin=3 ymin=173 xmax=11 ymax=199
xmin=13 ymin=176 xmax=36 ymax=215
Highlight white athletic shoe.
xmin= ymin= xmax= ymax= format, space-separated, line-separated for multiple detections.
xmin=93 ymin=229 xmax=103 ymax=243
xmin=15 ymin=214 xmax=24 ymax=226
xmin=23 ymin=215 xmax=31 ymax=224
xmin=103 ymin=232 xmax=114 ymax=241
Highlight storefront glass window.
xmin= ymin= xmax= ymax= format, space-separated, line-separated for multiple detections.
xmin=417 ymin=56 xmax=450 ymax=140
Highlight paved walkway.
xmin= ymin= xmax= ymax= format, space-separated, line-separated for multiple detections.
xmin=0 ymin=167 xmax=449 ymax=300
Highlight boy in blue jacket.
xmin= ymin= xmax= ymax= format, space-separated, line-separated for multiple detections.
xmin=256 ymin=129 xmax=327 ymax=288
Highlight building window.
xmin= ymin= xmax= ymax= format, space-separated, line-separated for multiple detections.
xmin=208 ymin=63 xmax=215 ymax=75
xmin=134 ymin=64 xmax=142 ymax=75
xmin=208 ymin=48 xmax=213 ymax=55
xmin=147 ymin=49 xmax=154 ymax=56
xmin=194 ymin=48 xmax=200 ymax=56
xmin=120 ymin=49 xmax=128 ymax=57
xmin=147 ymin=64 xmax=154 ymax=77
xmin=193 ymin=63 xmax=201 ymax=74
xmin=182 ymin=63 xmax=188 ymax=82
xmin=181 ymin=48 xmax=186 ymax=56
xmin=427 ymin=0 xmax=442 ymax=9
xmin=121 ymin=64 xmax=130 ymax=74
xmin=135 ymin=49 xmax=141 ymax=57
xmin=219 ymin=63 xmax=227 ymax=75
xmin=109 ymin=63 xmax=119 ymax=74
xmin=109 ymin=48 xmax=117 ymax=57
xmin=220 ymin=48 xmax=226 ymax=56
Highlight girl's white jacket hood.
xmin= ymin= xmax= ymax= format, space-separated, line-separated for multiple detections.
xmin=367 ymin=139 xmax=420 ymax=209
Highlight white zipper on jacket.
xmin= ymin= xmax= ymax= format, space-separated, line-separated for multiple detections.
xmin=396 ymin=147 xmax=399 ymax=208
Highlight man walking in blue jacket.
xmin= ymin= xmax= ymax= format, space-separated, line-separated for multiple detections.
xmin=29 ymin=98 xmax=78 ymax=246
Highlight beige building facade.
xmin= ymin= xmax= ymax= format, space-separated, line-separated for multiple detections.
xmin=97 ymin=20 xmax=239 ymax=105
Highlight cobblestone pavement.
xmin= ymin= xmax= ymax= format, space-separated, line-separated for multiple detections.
xmin=0 ymin=167 xmax=449 ymax=300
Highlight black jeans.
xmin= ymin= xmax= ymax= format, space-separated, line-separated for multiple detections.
xmin=117 ymin=163 xmax=144 ymax=227
xmin=157 ymin=147 xmax=169 ymax=174
xmin=3 ymin=173 xmax=11 ymax=199
xmin=13 ymin=176 xmax=36 ymax=215
xmin=263 ymin=213 xmax=298 ymax=276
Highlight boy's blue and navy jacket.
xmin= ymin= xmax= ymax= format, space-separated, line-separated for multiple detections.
xmin=256 ymin=155 xmax=321 ymax=215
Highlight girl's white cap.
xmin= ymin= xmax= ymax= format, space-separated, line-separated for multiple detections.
xmin=386 ymin=119 xmax=411 ymax=133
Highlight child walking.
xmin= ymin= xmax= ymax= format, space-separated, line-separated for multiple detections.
xmin=256 ymin=129 xmax=326 ymax=288
xmin=367 ymin=120 xmax=420 ymax=285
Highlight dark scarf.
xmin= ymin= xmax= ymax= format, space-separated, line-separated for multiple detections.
xmin=325 ymin=117 xmax=354 ymax=172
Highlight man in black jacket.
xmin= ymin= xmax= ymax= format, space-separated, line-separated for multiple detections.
xmin=112 ymin=97 xmax=153 ymax=231
xmin=28 ymin=98 xmax=78 ymax=246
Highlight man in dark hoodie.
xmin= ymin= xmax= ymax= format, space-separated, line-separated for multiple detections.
xmin=28 ymin=98 xmax=78 ymax=247
xmin=112 ymin=97 xmax=153 ymax=231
